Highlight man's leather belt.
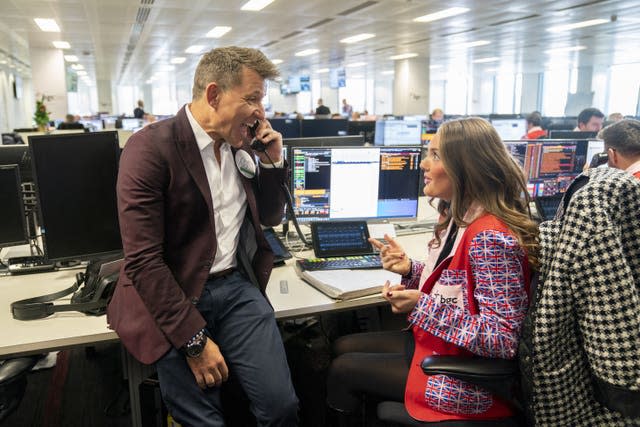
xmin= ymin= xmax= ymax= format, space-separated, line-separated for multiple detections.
xmin=208 ymin=268 xmax=236 ymax=280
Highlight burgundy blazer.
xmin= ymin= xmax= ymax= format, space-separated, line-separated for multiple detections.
xmin=106 ymin=106 xmax=287 ymax=364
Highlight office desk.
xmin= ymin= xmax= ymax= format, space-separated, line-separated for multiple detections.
xmin=0 ymin=230 xmax=428 ymax=426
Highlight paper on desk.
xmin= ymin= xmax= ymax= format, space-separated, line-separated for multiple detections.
xmin=297 ymin=268 xmax=401 ymax=300
xmin=367 ymin=223 xmax=396 ymax=239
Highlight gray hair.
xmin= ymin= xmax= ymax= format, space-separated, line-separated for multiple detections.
xmin=598 ymin=119 xmax=640 ymax=157
xmin=192 ymin=46 xmax=279 ymax=100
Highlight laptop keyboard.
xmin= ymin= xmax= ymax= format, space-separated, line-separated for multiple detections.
xmin=297 ymin=254 xmax=382 ymax=271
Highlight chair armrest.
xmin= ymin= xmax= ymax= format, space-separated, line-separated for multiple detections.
xmin=0 ymin=356 xmax=42 ymax=384
xmin=421 ymin=356 xmax=518 ymax=401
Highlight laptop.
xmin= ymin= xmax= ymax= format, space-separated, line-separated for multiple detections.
xmin=296 ymin=221 xmax=381 ymax=271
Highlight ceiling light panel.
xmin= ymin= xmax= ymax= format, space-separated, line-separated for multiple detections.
xmin=548 ymin=19 xmax=609 ymax=33
xmin=390 ymin=53 xmax=418 ymax=60
xmin=340 ymin=33 xmax=375 ymax=43
xmin=185 ymin=45 xmax=205 ymax=54
xmin=170 ymin=57 xmax=186 ymax=64
xmin=295 ymin=49 xmax=319 ymax=56
xmin=414 ymin=7 xmax=470 ymax=23
xmin=206 ymin=26 xmax=232 ymax=38
xmin=64 ymin=55 xmax=78 ymax=62
xmin=52 ymin=41 xmax=70 ymax=49
xmin=34 ymin=18 xmax=60 ymax=32
xmin=241 ymin=0 xmax=275 ymax=11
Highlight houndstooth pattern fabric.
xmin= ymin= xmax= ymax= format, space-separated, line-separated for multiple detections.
xmin=527 ymin=168 xmax=640 ymax=426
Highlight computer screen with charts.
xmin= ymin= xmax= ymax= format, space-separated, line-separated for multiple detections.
xmin=374 ymin=120 xmax=422 ymax=146
xmin=290 ymin=145 xmax=422 ymax=222
xmin=29 ymin=131 xmax=122 ymax=262
xmin=522 ymin=140 xmax=589 ymax=197
xmin=0 ymin=165 xmax=29 ymax=247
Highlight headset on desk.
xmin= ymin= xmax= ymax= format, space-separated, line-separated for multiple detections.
xmin=11 ymin=256 xmax=121 ymax=320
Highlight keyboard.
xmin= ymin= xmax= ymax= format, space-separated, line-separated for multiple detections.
xmin=297 ymin=254 xmax=382 ymax=271
xmin=8 ymin=256 xmax=56 ymax=275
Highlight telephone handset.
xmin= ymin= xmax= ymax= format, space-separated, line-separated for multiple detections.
xmin=249 ymin=121 xmax=272 ymax=152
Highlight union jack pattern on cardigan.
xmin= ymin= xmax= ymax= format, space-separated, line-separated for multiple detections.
xmin=407 ymin=230 xmax=528 ymax=414
xmin=424 ymin=375 xmax=493 ymax=414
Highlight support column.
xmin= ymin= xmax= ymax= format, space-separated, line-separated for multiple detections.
xmin=30 ymin=48 xmax=68 ymax=122
xmin=392 ymin=57 xmax=429 ymax=116
xmin=520 ymin=72 xmax=542 ymax=114
xmin=97 ymin=79 xmax=113 ymax=114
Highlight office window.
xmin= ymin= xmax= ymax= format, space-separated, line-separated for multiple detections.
xmin=469 ymin=74 xmax=493 ymax=115
xmin=495 ymin=73 xmax=516 ymax=114
xmin=591 ymin=67 xmax=608 ymax=114
xmin=339 ymin=78 xmax=366 ymax=114
xmin=445 ymin=74 xmax=468 ymax=115
xmin=608 ymin=63 xmax=640 ymax=115
xmin=514 ymin=73 xmax=523 ymax=114
xmin=151 ymin=75 xmax=178 ymax=115
xmin=117 ymin=85 xmax=141 ymax=117
xmin=429 ymin=80 xmax=445 ymax=115
xmin=541 ymin=69 xmax=570 ymax=116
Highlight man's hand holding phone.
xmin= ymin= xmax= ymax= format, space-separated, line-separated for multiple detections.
xmin=250 ymin=120 xmax=283 ymax=165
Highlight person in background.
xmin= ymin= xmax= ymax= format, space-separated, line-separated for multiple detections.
xmin=522 ymin=111 xmax=547 ymax=139
xmin=608 ymin=112 xmax=624 ymax=122
xmin=57 ymin=114 xmax=85 ymax=130
xmin=574 ymin=107 xmax=605 ymax=132
xmin=341 ymin=99 xmax=353 ymax=117
xmin=598 ymin=118 xmax=640 ymax=179
xmin=315 ymin=98 xmax=331 ymax=116
xmin=430 ymin=108 xmax=444 ymax=123
xmin=108 ymin=46 xmax=298 ymax=426
xmin=133 ymin=99 xmax=145 ymax=119
xmin=326 ymin=117 xmax=538 ymax=425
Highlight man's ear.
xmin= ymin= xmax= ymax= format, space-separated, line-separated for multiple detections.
xmin=206 ymin=83 xmax=220 ymax=108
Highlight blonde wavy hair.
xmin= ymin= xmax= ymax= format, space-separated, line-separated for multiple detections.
xmin=432 ymin=117 xmax=539 ymax=269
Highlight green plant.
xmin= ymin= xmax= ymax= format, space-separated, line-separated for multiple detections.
xmin=34 ymin=94 xmax=53 ymax=127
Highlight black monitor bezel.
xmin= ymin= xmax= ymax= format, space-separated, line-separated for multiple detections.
xmin=28 ymin=131 xmax=123 ymax=262
xmin=0 ymin=164 xmax=29 ymax=247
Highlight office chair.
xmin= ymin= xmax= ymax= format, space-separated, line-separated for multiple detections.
xmin=376 ymin=356 xmax=523 ymax=426
xmin=0 ymin=354 xmax=44 ymax=421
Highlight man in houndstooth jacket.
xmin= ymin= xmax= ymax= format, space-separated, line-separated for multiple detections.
xmin=519 ymin=167 xmax=640 ymax=426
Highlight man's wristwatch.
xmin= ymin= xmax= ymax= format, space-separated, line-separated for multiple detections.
xmin=183 ymin=330 xmax=207 ymax=358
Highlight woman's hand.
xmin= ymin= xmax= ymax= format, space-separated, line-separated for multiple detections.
xmin=382 ymin=281 xmax=422 ymax=313
xmin=369 ymin=234 xmax=411 ymax=276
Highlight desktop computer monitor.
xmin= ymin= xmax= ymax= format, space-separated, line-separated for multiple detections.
xmin=270 ymin=118 xmax=301 ymax=138
xmin=0 ymin=165 xmax=29 ymax=247
xmin=283 ymin=135 xmax=364 ymax=149
xmin=522 ymin=140 xmax=589 ymax=198
xmin=0 ymin=144 xmax=32 ymax=182
xmin=548 ymin=130 xmax=598 ymax=139
xmin=420 ymin=120 xmax=438 ymax=144
xmin=28 ymin=131 xmax=122 ymax=262
xmin=503 ymin=140 xmax=529 ymax=168
xmin=491 ymin=118 xmax=527 ymax=140
xmin=347 ymin=120 xmax=376 ymax=144
xmin=374 ymin=120 xmax=422 ymax=146
xmin=300 ymin=119 xmax=349 ymax=137
xmin=290 ymin=145 xmax=422 ymax=222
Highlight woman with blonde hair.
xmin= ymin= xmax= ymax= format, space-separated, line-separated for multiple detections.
xmin=327 ymin=117 xmax=538 ymax=424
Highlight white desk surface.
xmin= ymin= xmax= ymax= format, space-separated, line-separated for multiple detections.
xmin=0 ymin=200 xmax=435 ymax=358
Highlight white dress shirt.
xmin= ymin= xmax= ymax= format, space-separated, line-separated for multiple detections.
xmin=185 ymin=105 xmax=247 ymax=274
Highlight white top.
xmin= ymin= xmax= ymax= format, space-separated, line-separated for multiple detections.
xmin=185 ymin=104 xmax=247 ymax=274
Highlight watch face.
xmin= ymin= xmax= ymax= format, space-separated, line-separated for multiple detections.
xmin=186 ymin=335 xmax=206 ymax=358
xmin=186 ymin=343 xmax=204 ymax=358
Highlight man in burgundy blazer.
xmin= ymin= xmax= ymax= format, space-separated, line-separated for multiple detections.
xmin=107 ymin=47 xmax=298 ymax=425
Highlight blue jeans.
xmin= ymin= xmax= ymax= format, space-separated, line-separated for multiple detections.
xmin=156 ymin=271 xmax=299 ymax=426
